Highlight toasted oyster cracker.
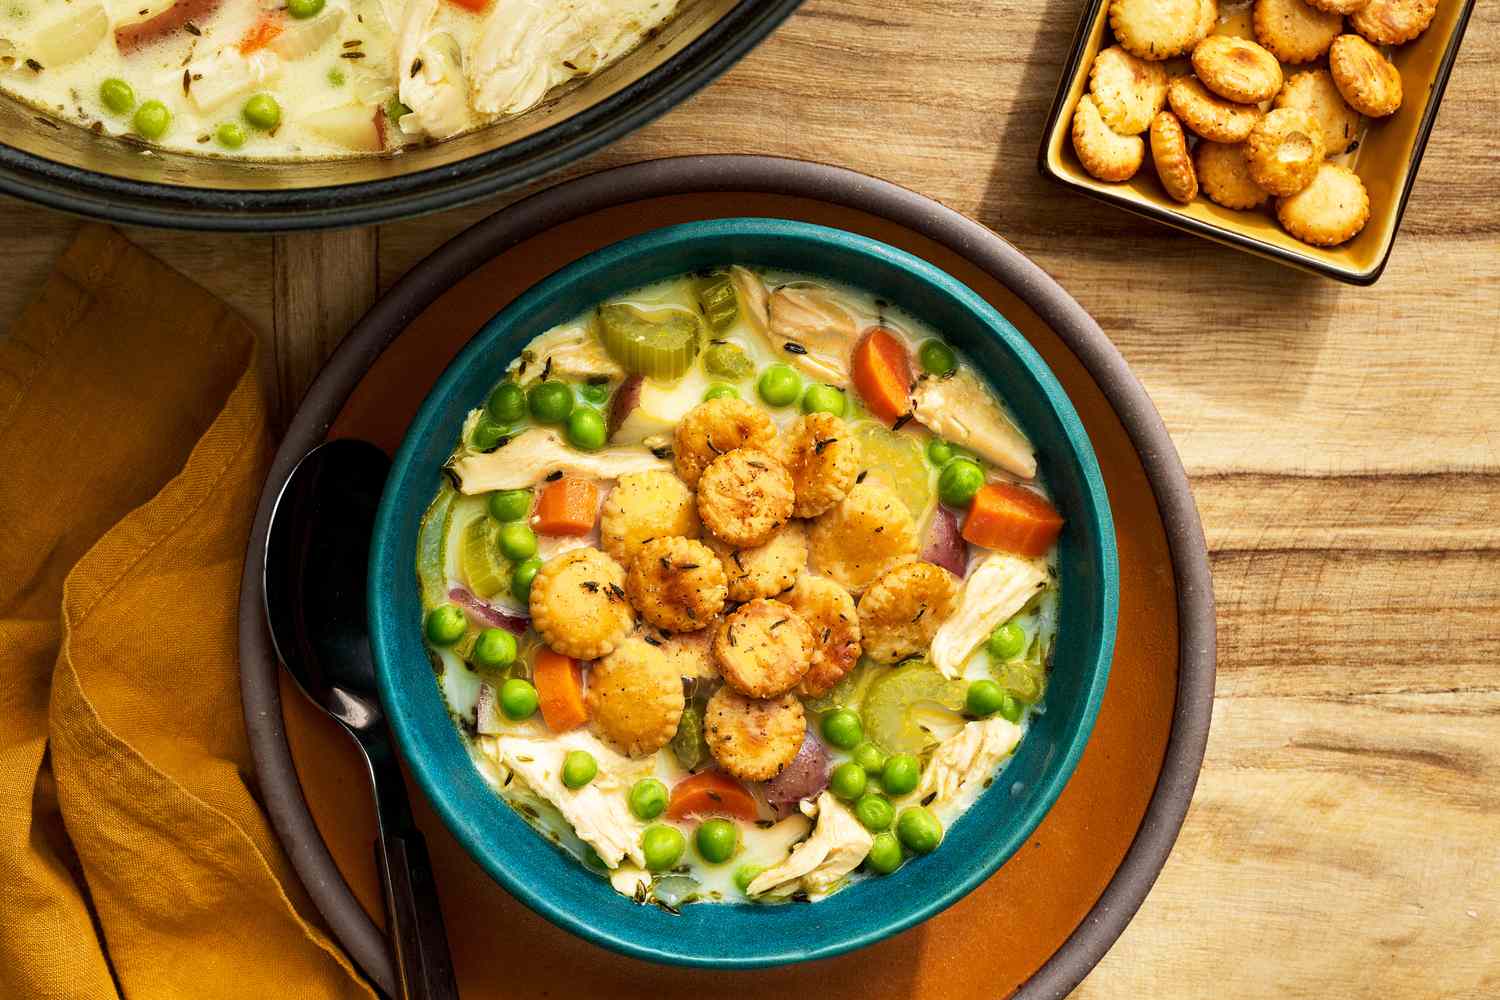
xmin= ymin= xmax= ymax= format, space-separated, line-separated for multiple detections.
xmin=1193 ymin=0 xmax=1221 ymax=44
xmin=857 ymin=562 xmax=961 ymax=664
xmin=1276 ymin=69 xmax=1361 ymax=155
xmin=808 ymin=480 xmax=919 ymax=593
xmin=1196 ymin=141 xmax=1272 ymax=209
xmin=529 ymin=547 xmax=635 ymax=660
xmin=652 ymin=626 xmax=718 ymax=681
xmin=1071 ymin=94 xmax=1145 ymax=182
xmin=1150 ymin=110 xmax=1199 ymax=202
xmin=1277 ymin=162 xmax=1370 ymax=245
xmin=705 ymin=688 xmax=805 ymax=781
xmin=1192 ymin=35 xmax=1285 ymax=103
xmin=1253 ymin=0 xmax=1343 ymax=63
xmin=784 ymin=575 xmax=862 ymax=697
xmin=1306 ymin=0 xmax=1370 ymax=13
xmin=713 ymin=598 xmax=813 ymax=698
xmin=1088 ymin=45 xmax=1169 ymax=134
xmin=673 ymin=397 xmax=778 ymax=487
xmin=1329 ymin=33 xmax=1403 ymax=117
xmin=1245 ymin=108 xmax=1326 ymax=195
xmin=625 ymin=536 xmax=727 ymax=633
xmin=706 ymin=521 xmax=808 ymax=602
xmin=778 ymin=412 xmax=858 ymax=518
xmin=600 ymin=469 xmax=700 ymax=565
xmin=1109 ymin=0 xmax=1203 ymax=60
xmin=586 ymin=636 xmax=685 ymax=757
xmin=1168 ymin=75 xmax=1263 ymax=142
xmin=697 ymin=447 xmax=795 ymax=548
xmin=1350 ymin=0 xmax=1436 ymax=45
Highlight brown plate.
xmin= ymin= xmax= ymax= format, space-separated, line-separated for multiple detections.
xmin=238 ymin=155 xmax=1215 ymax=998
xmin=1039 ymin=0 xmax=1477 ymax=285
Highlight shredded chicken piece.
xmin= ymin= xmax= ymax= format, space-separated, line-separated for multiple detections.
xmin=929 ymin=552 xmax=1048 ymax=677
xmin=400 ymin=32 xmax=472 ymax=139
xmin=911 ymin=717 xmax=1023 ymax=815
xmin=495 ymin=732 xmax=649 ymax=868
xmin=730 ymin=266 xmax=770 ymax=331
xmin=451 ymin=426 xmax=668 ymax=492
xmin=746 ymin=792 xmax=873 ymax=900
xmin=910 ymin=369 xmax=1037 ymax=479
xmin=766 ymin=286 xmax=858 ymax=386
xmin=510 ymin=322 xmax=623 ymax=384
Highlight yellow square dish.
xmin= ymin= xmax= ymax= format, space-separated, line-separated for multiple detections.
xmin=1038 ymin=0 xmax=1477 ymax=285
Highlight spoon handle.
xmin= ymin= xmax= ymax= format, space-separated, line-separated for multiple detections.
xmin=375 ymin=825 xmax=460 ymax=999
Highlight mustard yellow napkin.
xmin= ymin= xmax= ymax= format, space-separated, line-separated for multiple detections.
xmin=0 ymin=226 xmax=374 ymax=999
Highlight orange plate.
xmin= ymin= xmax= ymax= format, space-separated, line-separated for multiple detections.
xmin=278 ymin=188 xmax=1185 ymax=999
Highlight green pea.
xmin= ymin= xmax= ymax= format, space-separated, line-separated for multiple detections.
xmin=896 ymin=806 xmax=943 ymax=854
xmin=498 ymin=522 xmax=537 ymax=561
xmin=327 ymin=66 xmax=346 ymax=87
xmin=242 ymin=93 xmax=281 ymax=131
xmin=527 ymin=379 xmax=574 ymax=423
xmin=695 ymin=818 xmax=738 ymax=864
xmin=987 ymin=621 xmax=1027 ymax=660
xmin=424 ymin=604 xmax=466 ymax=646
xmin=487 ymin=381 xmax=527 ymax=423
xmin=999 ymin=692 xmax=1024 ymax=724
xmin=820 ymin=708 xmax=863 ymax=750
xmin=855 ymin=793 xmax=895 ymax=832
xmin=579 ymin=381 xmax=610 ymax=405
xmin=938 ymin=458 xmax=985 ymax=508
xmin=703 ymin=383 xmax=739 ymax=402
xmin=628 ymin=778 xmax=669 ymax=820
xmin=918 ymin=339 xmax=958 ymax=376
xmin=562 ymin=750 xmax=598 ymax=789
xmin=566 ymin=407 xmax=607 ymax=451
xmin=757 ymin=364 xmax=801 ymax=407
xmin=498 ymin=678 xmax=539 ymax=720
xmin=853 ymin=741 xmax=888 ymax=774
xmin=132 ymin=100 xmax=170 ymax=140
xmin=488 ymin=489 xmax=532 ymax=523
xmin=287 ymin=0 xmax=325 ymax=17
xmin=215 ymin=121 xmax=246 ymax=149
xmin=800 ymin=383 xmax=847 ymax=417
xmin=881 ymin=753 xmax=921 ymax=797
xmin=733 ymin=863 xmax=767 ymax=894
xmin=830 ymin=761 xmax=868 ymax=801
xmin=99 ymin=78 xmax=135 ymax=114
xmin=469 ymin=416 xmax=507 ymax=451
xmin=472 ymin=628 xmax=518 ymax=669
xmin=926 ymin=438 xmax=955 ymax=467
xmin=865 ymin=832 xmax=903 ymax=875
xmin=510 ymin=557 xmax=542 ymax=604
xmin=966 ymin=679 xmax=1007 ymax=718
xmin=641 ymin=825 xmax=686 ymax=871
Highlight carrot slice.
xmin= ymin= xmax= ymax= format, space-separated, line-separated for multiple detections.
xmin=665 ymin=771 xmax=760 ymax=821
xmin=238 ymin=13 xmax=283 ymax=54
xmin=533 ymin=477 xmax=599 ymax=536
xmin=961 ymin=482 xmax=1065 ymax=556
xmin=851 ymin=327 xmax=913 ymax=425
xmin=533 ymin=648 xmax=588 ymax=732
xmin=445 ymin=0 xmax=490 ymax=11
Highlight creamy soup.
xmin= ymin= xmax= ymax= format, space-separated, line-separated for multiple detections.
xmin=417 ymin=266 xmax=1065 ymax=908
xmin=0 ymin=0 xmax=678 ymax=158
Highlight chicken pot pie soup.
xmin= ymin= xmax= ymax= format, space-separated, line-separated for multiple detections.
xmin=416 ymin=266 xmax=1065 ymax=908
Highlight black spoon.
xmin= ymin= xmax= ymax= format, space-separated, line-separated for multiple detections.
xmin=263 ymin=439 xmax=459 ymax=1000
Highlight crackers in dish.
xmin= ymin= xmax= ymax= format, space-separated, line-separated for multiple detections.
xmin=1351 ymin=0 xmax=1437 ymax=45
xmin=1168 ymin=74 xmax=1263 ymax=142
xmin=1089 ymin=44 xmax=1169 ymax=134
xmin=1245 ymin=108 xmax=1326 ymax=195
xmin=1277 ymin=162 xmax=1371 ymax=245
xmin=1071 ymin=94 xmax=1146 ymax=182
xmin=1192 ymin=35 xmax=1285 ymax=103
xmin=1150 ymin=111 xmax=1199 ymax=203
xmin=1109 ymin=0 xmax=1205 ymax=60
xmin=1329 ymin=33 xmax=1404 ymax=117
xmin=1197 ymin=141 xmax=1271 ymax=210
xmin=1276 ymin=69 xmax=1361 ymax=155
xmin=1253 ymin=0 xmax=1343 ymax=64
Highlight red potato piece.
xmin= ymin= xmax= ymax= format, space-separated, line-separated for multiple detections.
xmin=607 ymin=374 xmax=644 ymax=439
xmin=920 ymin=504 xmax=968 ymax=578
xmin=115 ymin=0 xmax=224 ymax=54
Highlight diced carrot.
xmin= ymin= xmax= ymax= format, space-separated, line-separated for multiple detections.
xmin=533 ymin=648 xmax=588 ymax=732
xmin=961 ymin=482 xmax=1064 ymax=556
xmin=851 ymin=327 xmax=913 ymax=425
xmin=445 ymin=0 xmax=490 ymax=11
xmin=665 ymin=771 xmax=760 ymax=821
xmin=533 ymin=476 xmax=599 ymax=536
xmin=238 ymin=13 xmax=283 ymax=54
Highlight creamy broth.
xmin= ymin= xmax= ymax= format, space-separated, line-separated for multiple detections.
xmin=0 ymin=0 xmax=678 ymax=159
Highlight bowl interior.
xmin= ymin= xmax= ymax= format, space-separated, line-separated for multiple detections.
xmin=368 ymin=218 xmax=1119 ymax=967
xmin=1040 ymin=0 xmax=1476 ymax=283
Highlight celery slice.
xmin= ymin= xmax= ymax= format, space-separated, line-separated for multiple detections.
xmin=416 ymin=483 xmax=457 ymax=609
xmin=595 ymin=304 xmax=701 ymax=379
xmin=696 ymin=272 xmax=739 ymax=333
xmin=461 ymin=516 xmax=509 ymax=599
xmin=861 ymin=663 xmax=967 ymax=754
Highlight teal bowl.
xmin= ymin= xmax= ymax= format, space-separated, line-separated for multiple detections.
xmin=368 ymin=218 xmax=1119 ymax=967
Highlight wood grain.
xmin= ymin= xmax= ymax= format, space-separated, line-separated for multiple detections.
xmin=1 ymin=0 xmax=1497 ymax=996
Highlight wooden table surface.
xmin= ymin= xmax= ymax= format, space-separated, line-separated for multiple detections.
xmin=4 ymin=1 xmax=1497 ymax=995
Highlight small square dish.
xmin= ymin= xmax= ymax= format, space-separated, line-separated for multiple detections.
xmin=1038 ymin=0 xmax=1477 ymax=285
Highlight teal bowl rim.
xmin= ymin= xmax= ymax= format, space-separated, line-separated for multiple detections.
xmin=368 ymin=217 xmax=1119 ymax=967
